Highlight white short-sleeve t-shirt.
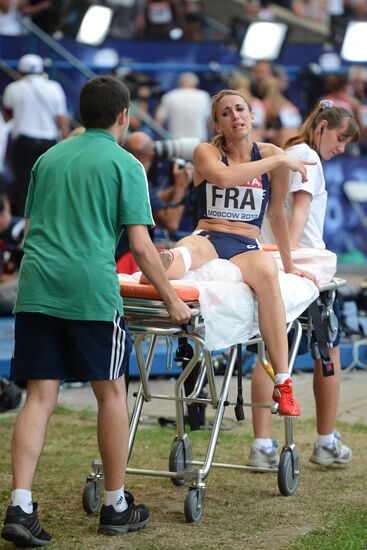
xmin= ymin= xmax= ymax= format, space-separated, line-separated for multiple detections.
xmin=261 ymin=143 xmax=327 ymax=249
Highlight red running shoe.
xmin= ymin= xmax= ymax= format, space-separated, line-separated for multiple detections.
xmin=272 ymin=378 xmax=300 ymax=416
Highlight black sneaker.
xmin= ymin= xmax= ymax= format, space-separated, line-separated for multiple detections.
xmin=98 ymin=501 xmax=151 ymax=536
xmin=123 ymin=491 xmax=134 ymax=506
xmin=1 ymin=503 xmax=52 ymax=547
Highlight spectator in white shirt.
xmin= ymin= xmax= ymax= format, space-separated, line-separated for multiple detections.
xmin=155 ymin=72 xmax=211 ymax=141
xmin=2 ymin=54 xmax=69 ymax=215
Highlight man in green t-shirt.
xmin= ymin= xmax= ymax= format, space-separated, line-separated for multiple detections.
xmin=1 ymin=76 xmax=191 ymax=547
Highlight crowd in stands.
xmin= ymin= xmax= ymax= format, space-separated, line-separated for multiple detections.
xmin=0 ymin=0 xmax=206 ymax=41
xmin=242 ymin=1 xmax=367 ymax=25
xmin=0 ymin=1 xmax=366 ymax=300
xmin=2 ymin=1 xmax=367 ymax=41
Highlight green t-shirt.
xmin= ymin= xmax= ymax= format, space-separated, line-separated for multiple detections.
xmin=14 ymin=128 xmax=153 ymax=321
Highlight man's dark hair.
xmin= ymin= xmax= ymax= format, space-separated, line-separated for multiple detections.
xmin=79 ymin=76 xmax=130 ymax=129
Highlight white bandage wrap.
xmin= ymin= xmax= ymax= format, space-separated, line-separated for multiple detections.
xmin=175 ymin=246 xmax=192 ymax=273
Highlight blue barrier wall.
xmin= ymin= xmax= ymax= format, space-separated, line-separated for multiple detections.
xmin=0 ymin=317 xmax=364 ymax=380
xmin=323 ymin=157 xmax=367 ymax=258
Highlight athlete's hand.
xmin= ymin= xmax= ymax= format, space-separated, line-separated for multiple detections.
xmin=284 ymin=156 xmax=316 ymax=183
xmin=288 ymin=265 xmax=318 ymax=287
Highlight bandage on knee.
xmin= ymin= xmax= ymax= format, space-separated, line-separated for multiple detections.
xmin=175 ymin=246 xmax=192 ymax=273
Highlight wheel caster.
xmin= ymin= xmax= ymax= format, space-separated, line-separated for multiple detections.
xmin=184 ymin=489 xmax=205 ymax=523
xmin=278 ymin=446 xmax=300 ymax=496
xmin=82 ymin=480 xmax=101 ymax=514
xmin=169 ymin=437 xmax=192 ymax=486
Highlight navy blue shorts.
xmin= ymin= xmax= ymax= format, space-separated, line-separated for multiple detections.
xmin=10 ymin=311 xmax=133 ymax=382
xmin=196 ymin=230 xmax=261 ymax=260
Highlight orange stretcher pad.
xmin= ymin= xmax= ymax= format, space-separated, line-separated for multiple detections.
xmin=118 ymin=245 xmax=298 ymax=303
xmin=119 ymin=279 xmax=200 ymax=302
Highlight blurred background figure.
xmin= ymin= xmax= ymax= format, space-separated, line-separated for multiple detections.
xmin=2 ymin=53 xmax=69 ymax=215
xmin=122 ymin=71 xmax=162 ymax=137
xmin=323 ymin=73 xmax=362 ymax=118
xmin=0 ymin=106 xmax=12 ymax=192
xmin=0 ymin=192 xmax=22 ymax=315
xmin=321 ymin=73 xmax=363 ymax=153
xmin=291 ymin=0 xmax=329 ymax=26
xmin=141 ymin=0 xmax=183 ymax=40
xmin=0 ymin=0 xmax=25 ymax=35
xmin=263 ymin=75 xmax=302 ymax=146
xmin=250 ymin=60 xmax=274 ymax=100
xmin=105 ymin=0 xmax=146 ymax=40
xmin=155 ymin=71 xmax=211 ymax=141
xmin=348 ymin=65 xmax=367 ymax=104
xmin=228 ymin=69 xmax=266 ymax=142
xmin=242 ymin=0 xmax=275 ymax=20
xmin=348 ymin=65 xmax=367 ymax=151
xmin=0 ymin=0 xmax=57 ymax=36
xmin=116 ymin=131 xmax=193 ymax=274
xmin=180 ymin=0 xmax=205 ymax=41
xmin=26 ymin=0 xmax=61 ymax=34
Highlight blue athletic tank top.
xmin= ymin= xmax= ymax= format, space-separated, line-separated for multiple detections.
xmin=196 ymin=142 xmax=270 ymax=228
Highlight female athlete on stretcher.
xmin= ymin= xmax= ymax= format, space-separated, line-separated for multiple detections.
xmin=142 ymin=89 xmax=318 ymax=416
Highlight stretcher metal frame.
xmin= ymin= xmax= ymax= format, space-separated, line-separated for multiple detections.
xmin=82 ymin=278 xmax=345 ymax=523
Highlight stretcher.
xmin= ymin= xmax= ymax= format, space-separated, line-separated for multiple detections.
xmin=82 ymin=269 xmax=345 ymax=523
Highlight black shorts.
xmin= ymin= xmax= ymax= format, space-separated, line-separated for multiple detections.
xmin=10 ymin=311 xmax=132 ymax=382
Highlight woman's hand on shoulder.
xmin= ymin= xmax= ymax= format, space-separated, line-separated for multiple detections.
xmin=259 ymin=143 xmax=316 ymax=182
xmin=282 ymin=154 xmax=316 ymax=183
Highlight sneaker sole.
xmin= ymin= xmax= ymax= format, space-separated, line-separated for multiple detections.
xmin=98 ymin=516 xmax=151 ymax=536
xmin=1 ymin=524 xmax=52 ymax=547
xmin=309 ymin=455 xmax=352 ymax=466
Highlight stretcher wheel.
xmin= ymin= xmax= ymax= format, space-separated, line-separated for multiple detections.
xmin=277 ymin=447 xmax=300 ymax=496
xmin=169 ymin=438 xmax=193 ymax=486
xmin=184 ymin=490 xmax=205 ymax=523
xmin=82 ymin=480 xmax=101 ymax=514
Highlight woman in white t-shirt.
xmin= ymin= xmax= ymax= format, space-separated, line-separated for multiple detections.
xmin=249 ymin=99 xmax=360 ymax=469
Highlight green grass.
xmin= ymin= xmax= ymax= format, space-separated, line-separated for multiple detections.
xmin=0 ymin=408 xmax=366 ymax=550
xmin=289 ymin=507 xmax=367 ymax=550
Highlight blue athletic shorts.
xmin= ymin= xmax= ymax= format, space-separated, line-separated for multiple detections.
xmin=196 ymin=230 xmax=261 ymax=260
xmin=10 ymin=311 xmax=133 ymax=382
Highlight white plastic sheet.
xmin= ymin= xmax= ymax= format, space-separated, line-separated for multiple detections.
xmin=128 ymin=249 xmax=335 ymax=351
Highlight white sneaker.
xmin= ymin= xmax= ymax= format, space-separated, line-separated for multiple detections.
xmin=247 ymin=442 xmax=279 ymax=469
xmin=309 ymin=432 xmax=352 ymax=466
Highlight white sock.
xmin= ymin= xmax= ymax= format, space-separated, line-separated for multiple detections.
xmin=11 ymin=489 xmax=33 ymax=514
xmin=317 ymin=433 xmax=335 ymax=447
xmin=104 ymin=486 xmax=128 ymax=513
xmin=253 ymin=438 xmax=273 ymax=450
xmin=175 ymin=246 xmax=192 ymax=273
xmin=274 ymin=373 xmax=290 ymax=385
